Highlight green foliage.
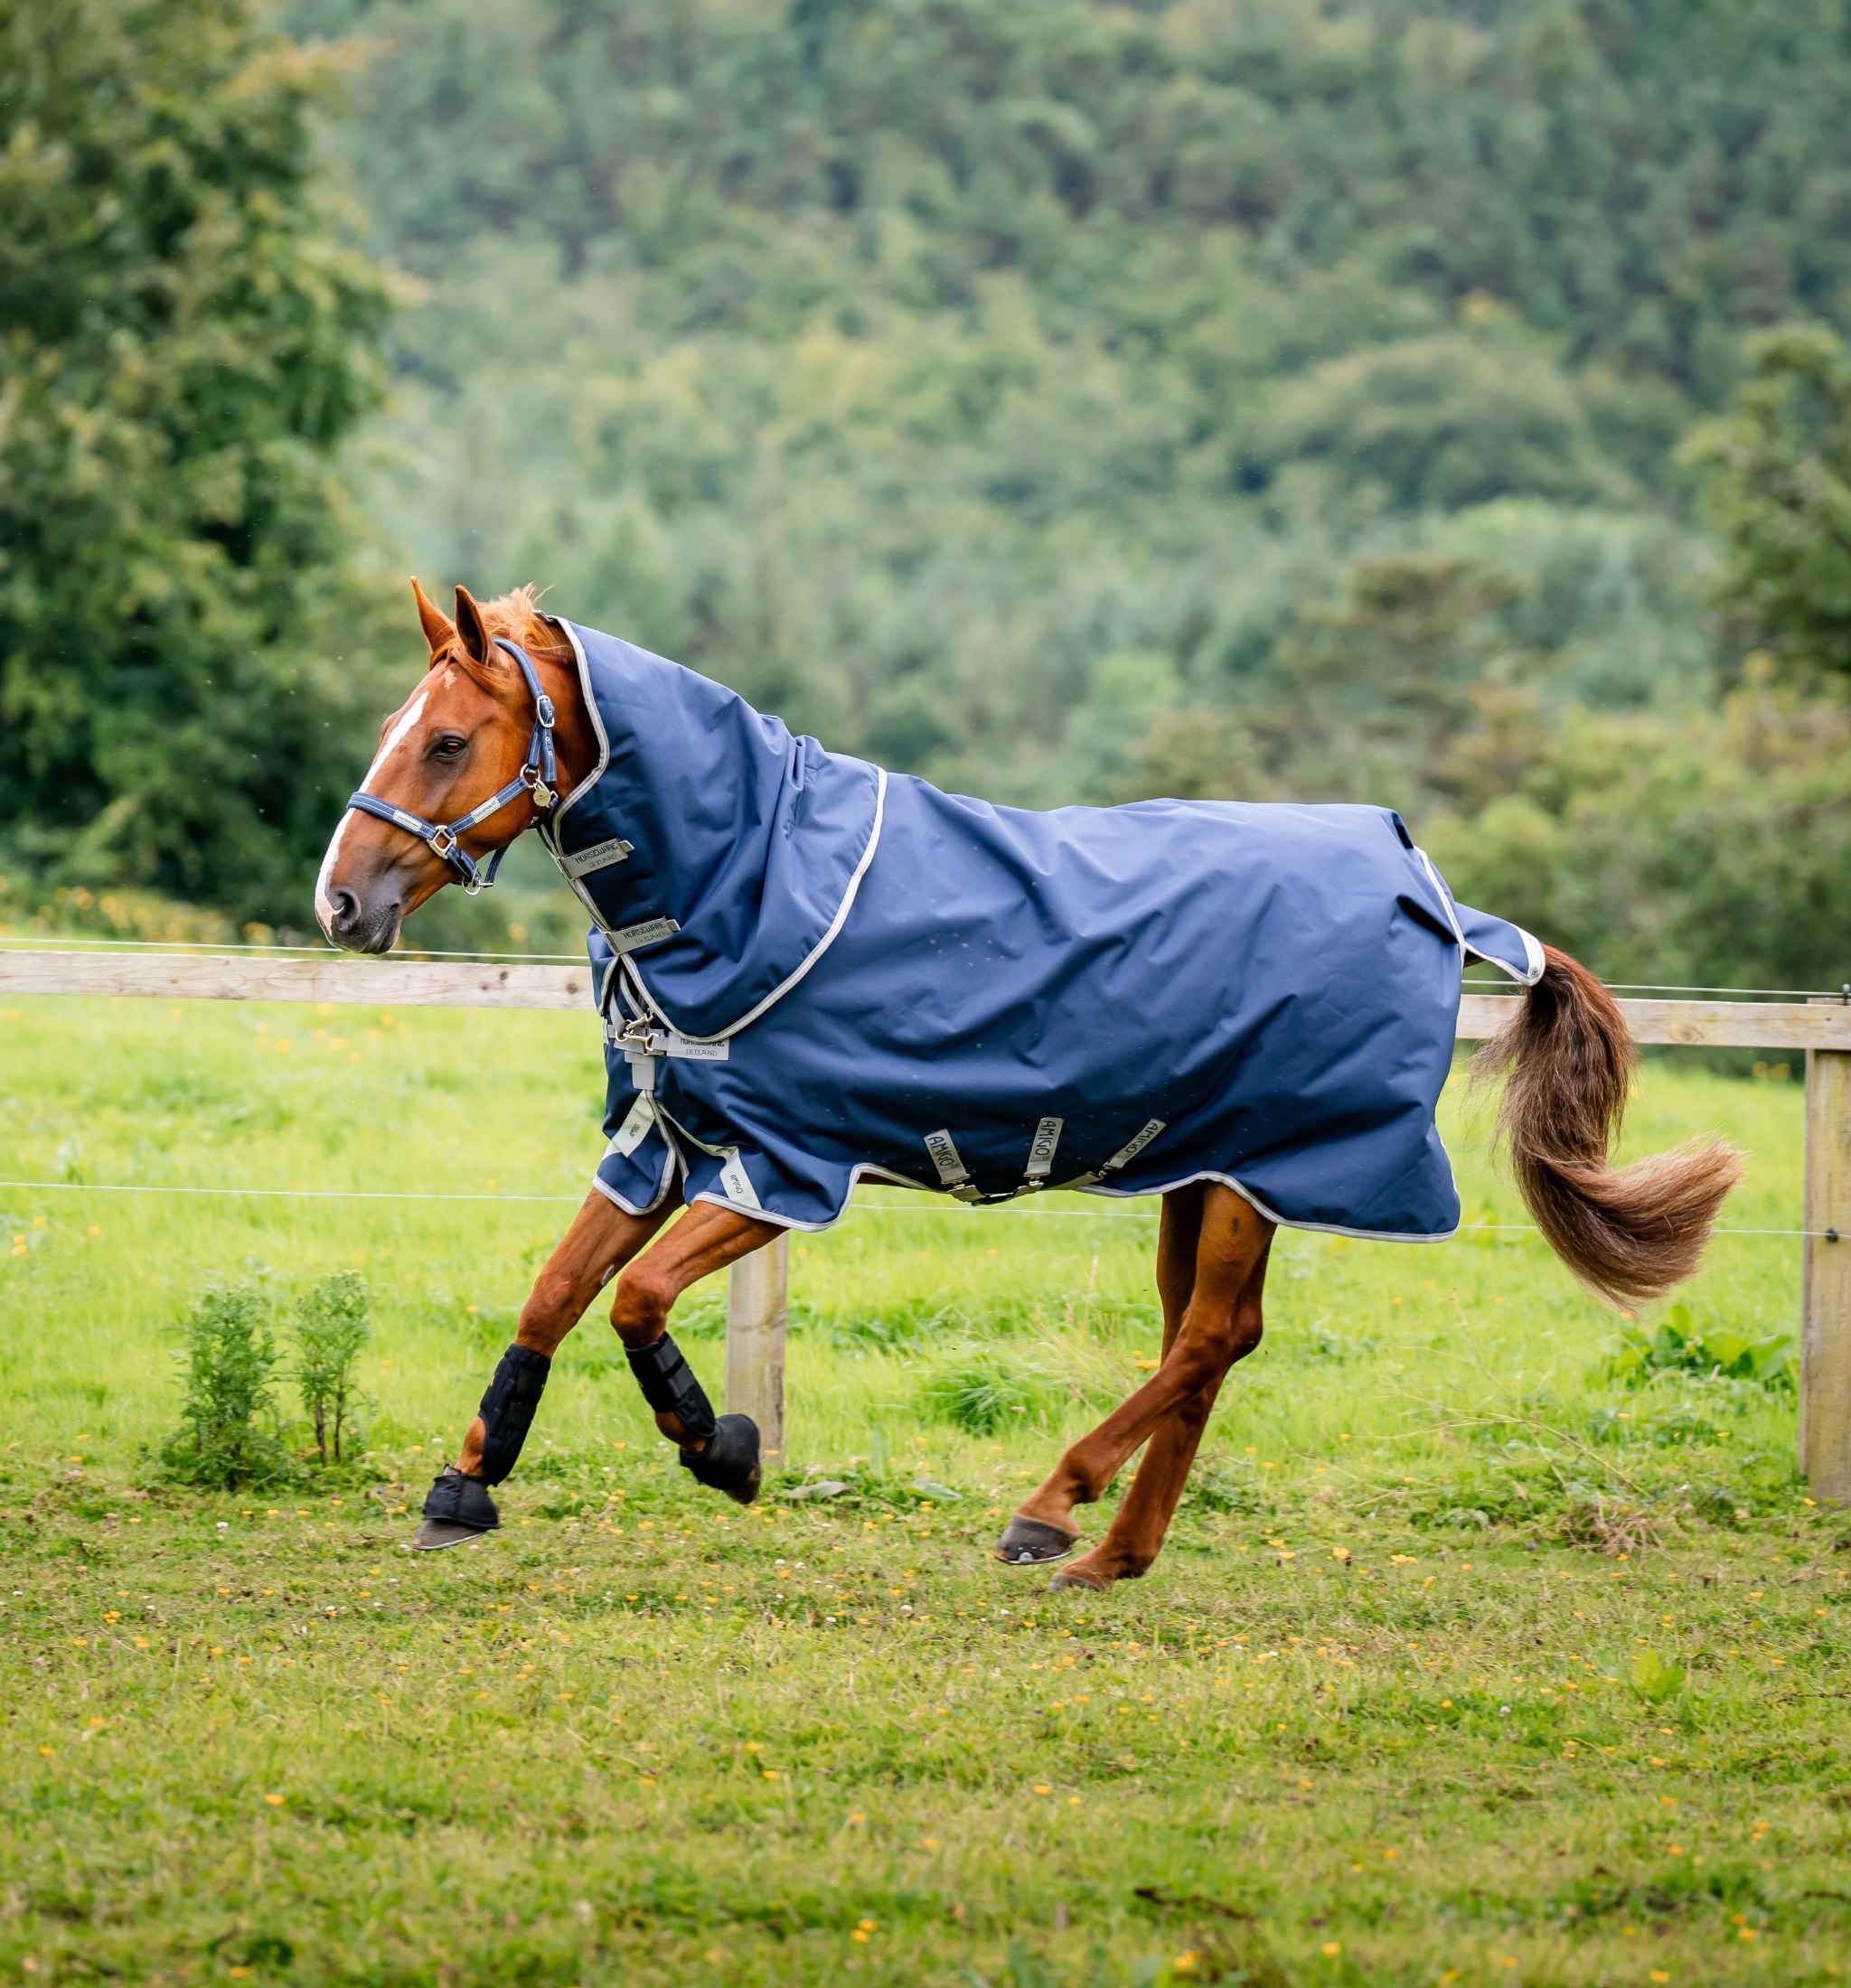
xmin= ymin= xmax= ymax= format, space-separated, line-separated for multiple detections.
xmin=1423 ymin=678 xmax=1851 ymax=991
xmin=1604 ymin=1304 xmax=1795 ymax=1393
xmin=1630 ymin=1646 xmax=1686 ymax=1703
xmin=292 ymin=1269 xmax=371 ymax=1463
xmin=0 ymin=0 xmax=399 ymax=924
xmin=280 ymin=0 xmax=1851 ymax=853
xmin=920 ymin=1349 xmax=1069 ymax=1436
xmin=155 ymin=1282 xmax=292 ymax=1489
xmin=1685 ymin=323 xmax=1851 ymax=678
xmin=1176 ymin=1452 xmax=1270 ymax=1518
xmin=1270 ymin=334 xmax=1632 ymax=516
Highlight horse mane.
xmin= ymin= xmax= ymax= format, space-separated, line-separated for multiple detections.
xmin=478 ymin=585 xmax=575 ymax=662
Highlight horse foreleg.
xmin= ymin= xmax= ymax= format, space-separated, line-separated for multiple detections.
xmin=607 ymin=1201 xmax=785 ymax=1504
xmin=1050 ymin=1236 xmax=1270 ymax=1591
xmin=996 ymin=1182 xmax=1271 ymax=1569
xmin=415 ymin=1191 xmax=673 ymax=1548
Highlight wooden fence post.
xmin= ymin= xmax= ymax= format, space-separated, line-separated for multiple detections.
xmin=1802 ymin=1029 xmax=1851 ymax=1502
xmin=725 ymin=1233 xmax=788 ymax=1462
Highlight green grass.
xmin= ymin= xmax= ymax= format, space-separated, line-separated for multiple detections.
xmin=2 ymin=994 xmax=1847 ymax=1985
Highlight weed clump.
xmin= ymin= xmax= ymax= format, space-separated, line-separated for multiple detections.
xmin=1605 ymin=1302 xmax=1793 ymax=1391
xmin=922 ymin=1350 xmax=1058 ymax=1434
xmin=155 ymin=1284 xmax=293 ymax=1490
xmin=294 ymin=1271 xmax=371 ymax=1464
xmin=154 ymin=1270 xmax=377 ymax=1487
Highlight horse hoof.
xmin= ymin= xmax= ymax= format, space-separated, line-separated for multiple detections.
xmin=418 ymin=1463 xmax=499 ymax=1540
xmin=409 ymin=1518 xmax=491 ymax=1552
xmin=993 ymin=1516 xmax=1078 ymax=1566
xmin=1048 ymin=1567 xmax=1108 ymax=1593
xmin=681 ymin=1413 xmax=761 ymax=1505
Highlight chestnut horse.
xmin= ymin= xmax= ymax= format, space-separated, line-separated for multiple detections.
xmin=316 ymin=582 xmax=1739 ymax=1590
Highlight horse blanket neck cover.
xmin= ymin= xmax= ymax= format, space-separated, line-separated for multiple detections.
xmin=534 ymin=620 xmax=1542 ymax=1240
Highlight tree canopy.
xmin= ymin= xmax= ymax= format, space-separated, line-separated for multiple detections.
xmin=11 ymin=0 xmax=1851 ymax=980
xmin=0 ymin=0 xmax=396 ymax=921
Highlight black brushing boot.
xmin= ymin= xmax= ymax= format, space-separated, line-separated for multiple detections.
xmin=679 ymin=1413 xmax=762 ymax=1505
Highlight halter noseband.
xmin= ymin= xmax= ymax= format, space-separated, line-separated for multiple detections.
xmin=344 ymin=638 xmax=558 ymax=894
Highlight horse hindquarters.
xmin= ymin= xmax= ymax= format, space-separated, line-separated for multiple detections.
xmin=1480 ymin=945 xmax=1742 ymax=1305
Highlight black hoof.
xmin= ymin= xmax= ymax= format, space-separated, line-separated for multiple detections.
xmin=1048 ymin=1567 xmax=1107 ymax=1592
xmin=681 ymin=1413 xmax=761 ymax=1505
xmin=994 ymin=1516 xmax=1077 ymax=1566
xmin=410 ymin=1518 xmax=492 ymax=1552
xmin=419 ymin=1465 xmax=499 ymax=1539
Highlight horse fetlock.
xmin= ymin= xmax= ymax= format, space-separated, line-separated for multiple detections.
xmin=679 ymin=1412 xmax=762 ymax=1505
xmin=475 ymin=1343 xmax=550 ymax=1484
xmin=625 ymin=1330 xmax=718 ymax=1443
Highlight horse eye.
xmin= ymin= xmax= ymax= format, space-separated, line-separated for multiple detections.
xmin=432 ymin=734 xmax=467 ymax=760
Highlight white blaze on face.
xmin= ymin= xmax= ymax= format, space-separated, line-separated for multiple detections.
xmin=315 ymin=690 xmax=430 ymax=936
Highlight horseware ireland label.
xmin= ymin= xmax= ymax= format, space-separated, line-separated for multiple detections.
xmin=561 ymin=836 xmax=634 ymax=879
xmin=613 ymin=1029 xmax=728 ymax=1062
xmin=1025 ymin=1116 xmax=1065 ymax=1178
xmin=608 ymin=915 xmax=680 ymax=952
xmin=663 ymin=1034 xmax=728 ymax=1061
xmin=923 ymin=1129 xmax=972 ymax=1186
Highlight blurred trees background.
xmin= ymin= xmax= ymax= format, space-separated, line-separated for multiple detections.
xmin=0 ymin=0 xmax=401 ymax=923
xmin=5 ymin=0 xmax=1851 ymax=986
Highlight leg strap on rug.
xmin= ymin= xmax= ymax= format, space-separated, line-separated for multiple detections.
xmin=476 ymin=1343 xmax=552 ymax=1484
xmin=625 ymin=1330 xmax=719 ymax=1443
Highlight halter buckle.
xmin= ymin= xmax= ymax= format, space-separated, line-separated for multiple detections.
xmin=428 ymin=826 xmax=458 ymax=858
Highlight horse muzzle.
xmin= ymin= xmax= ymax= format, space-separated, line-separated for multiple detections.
xmin=319 ymin=884 xmax=401 ymax=955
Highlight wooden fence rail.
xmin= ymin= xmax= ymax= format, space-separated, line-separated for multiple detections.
xmin=5 ymin=949 xmax=1847 ymax=1500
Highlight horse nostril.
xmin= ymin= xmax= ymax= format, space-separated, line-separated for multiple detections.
xmin=328 ymin=886 xmax=362 ymax=934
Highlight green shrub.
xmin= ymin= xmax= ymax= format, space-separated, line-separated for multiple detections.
xmin=293 ymin=1271 xmax=372 ymax=1466
xmin=156 ymin=1284 xmax=293 ymax=1490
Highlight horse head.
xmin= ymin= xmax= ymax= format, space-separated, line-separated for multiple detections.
xmin=315 ymin=580 xmax=590 ymax=952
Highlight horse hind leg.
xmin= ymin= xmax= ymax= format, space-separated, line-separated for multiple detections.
xmin=1052 ymin=1240 xmax=1269 ymax=1593
xmin=996 ymin=1183 xmax=1269 ymax=1572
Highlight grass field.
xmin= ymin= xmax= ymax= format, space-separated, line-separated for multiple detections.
xmin=1 ymin=991 xmax=1846 ymax=1986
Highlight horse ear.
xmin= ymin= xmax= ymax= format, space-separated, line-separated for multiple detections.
xmin=411 ymin=577 xmax=454 ymax=660
xmin=453 ymin=585 xmax=500 ymax=670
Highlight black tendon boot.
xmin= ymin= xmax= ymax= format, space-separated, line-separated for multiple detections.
xmin=411 ymin=1344 xmax=552 ymax=1551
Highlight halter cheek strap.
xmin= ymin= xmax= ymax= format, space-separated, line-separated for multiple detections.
xmin=344 ymin=639 xmax=558 ymax=894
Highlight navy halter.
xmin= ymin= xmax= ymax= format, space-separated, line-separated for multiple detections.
xmin=344 ymin=639 xmax=558 ymax=893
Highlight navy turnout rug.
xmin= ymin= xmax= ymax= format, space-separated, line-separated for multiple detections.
xmin=535 ymin=622 xmax=1543 ymax=1240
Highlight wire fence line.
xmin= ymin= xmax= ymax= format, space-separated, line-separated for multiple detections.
xmin=0 ymin=1177 xmax=1824 ymax=1238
